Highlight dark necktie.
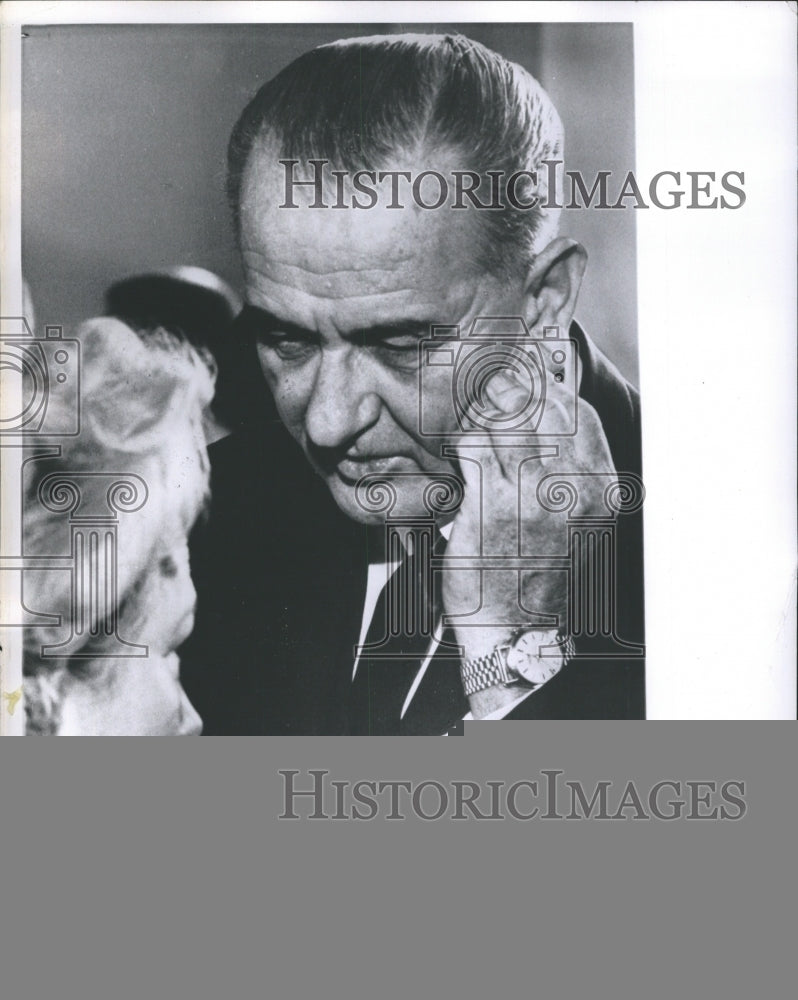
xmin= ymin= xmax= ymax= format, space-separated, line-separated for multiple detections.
xmin=349 ymin=529 xmax=467 ymax=734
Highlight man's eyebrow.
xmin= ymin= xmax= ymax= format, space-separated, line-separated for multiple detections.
xmin=357 ymin=320 xmax=437 ymax=341
xmin=238 ymin=305 xmax=439 ymax=341
xmin=238 ymin=304 xmax=314 ymax=339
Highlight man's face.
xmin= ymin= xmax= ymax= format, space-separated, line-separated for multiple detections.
xmin=239 ymin=150 xmax=527 ymax=523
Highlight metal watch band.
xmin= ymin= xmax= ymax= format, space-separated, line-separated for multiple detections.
xmin=460 ymin=649 xmax=511 ymax=697
xmin=460 ymin=632 xmax=575 ymax=698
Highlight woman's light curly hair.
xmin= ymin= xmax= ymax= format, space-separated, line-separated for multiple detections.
xmin=23 ymin=318 xmax=215 ymax=733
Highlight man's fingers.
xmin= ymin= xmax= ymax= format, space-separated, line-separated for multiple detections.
xmin=454 ymin=449 xmax=482 ymax=493
xmin=467 ymin=366 xmax=575 ymax=441
xmin=482 ymin=367 xmax=531 ymax=414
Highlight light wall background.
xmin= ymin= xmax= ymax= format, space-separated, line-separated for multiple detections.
xmin=22 ymin=22 xmax=638 ymax=384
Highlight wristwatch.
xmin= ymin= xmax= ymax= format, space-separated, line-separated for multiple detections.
xmin=460 ymin=629 xmax=575 ymax=697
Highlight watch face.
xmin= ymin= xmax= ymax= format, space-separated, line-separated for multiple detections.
xmin=505 ymin=631 xmax=564 ymax=686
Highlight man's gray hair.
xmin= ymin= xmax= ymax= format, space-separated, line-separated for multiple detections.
xmin=227 ymin=33 xmax=563 ymax=276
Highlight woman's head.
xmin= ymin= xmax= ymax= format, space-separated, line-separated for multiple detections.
xmin=23 ymin=318 xmax=215 ymax=734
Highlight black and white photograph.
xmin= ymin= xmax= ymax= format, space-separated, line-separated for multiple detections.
xmin=2 ymin=10 xmax=796 ymax=1000
xmin=1 ymin=4 xmax=794 ymax=732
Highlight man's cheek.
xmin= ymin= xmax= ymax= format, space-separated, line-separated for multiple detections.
xmin=274 ymin=396 xmax=305 ymax=441
xmin=256 ymin=346 xmax=277 ymax=380
xmin=417 ymin=367 xmax=459 ymax=437
xmin=267 ymin=374 xmax=309 ymax=434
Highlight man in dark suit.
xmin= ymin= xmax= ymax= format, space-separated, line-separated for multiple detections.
xmin=181 ymin=33 xmax=645 ymax=732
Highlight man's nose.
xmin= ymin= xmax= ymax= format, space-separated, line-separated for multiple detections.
xmin=304 ymin=350 xmax=380 ymax=449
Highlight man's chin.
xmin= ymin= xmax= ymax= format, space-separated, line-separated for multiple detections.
xmin=324 ymin=474 xmax=395 ymax=525
xmin=324 ymin=469 xmax=461 ymax=525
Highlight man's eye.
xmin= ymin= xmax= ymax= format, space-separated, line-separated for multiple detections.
xmin=378 ymin=335 xmax=420 ymax=352
xmin=258 ymin=332 xmax=316 ymax=361
xmin=361 ymin=330 xmax=423 ymax=366
xmin=370 ymin=337 xmax=423 ymax=372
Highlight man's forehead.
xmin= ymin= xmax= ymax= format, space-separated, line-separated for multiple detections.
xmin=239 ymin=145 xmax=484 ymax=278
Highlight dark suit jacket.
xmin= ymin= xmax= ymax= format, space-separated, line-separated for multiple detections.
xmin=180 ymin=322 xmax=645 ymax=732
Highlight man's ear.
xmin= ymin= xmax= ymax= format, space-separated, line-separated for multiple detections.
xmin=523 ymin=237 xmax=587 ymax=334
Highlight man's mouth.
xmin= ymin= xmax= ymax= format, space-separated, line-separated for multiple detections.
xmin=335 ymin=455 xmax=415 ymax=484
